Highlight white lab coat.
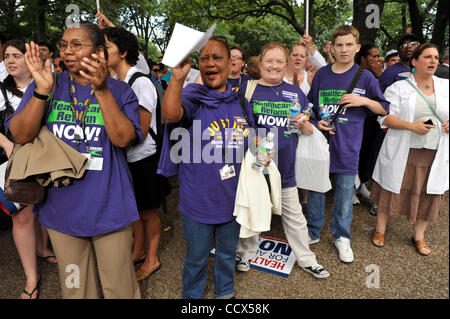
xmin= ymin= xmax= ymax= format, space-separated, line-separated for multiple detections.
xmin=372 ymin=74 xmax=449 ymax=194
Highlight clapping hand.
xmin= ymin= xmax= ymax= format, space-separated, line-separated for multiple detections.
xmin=24 ymin=41 xmax=53 ymax=95
xmin=79 ymin=51 xmax=109 ymax=91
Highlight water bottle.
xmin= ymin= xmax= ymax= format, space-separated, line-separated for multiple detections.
xmin=319 ymin=104 xmax=336 ymax=132
xmin=286 ymin=97 xmax=301 ymax=134
xmin=252 ymin=132 xmax=275 ymax=172
xmin=299 ymin=102 xmax=314 ymax=120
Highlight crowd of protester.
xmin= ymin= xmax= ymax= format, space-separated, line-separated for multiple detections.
xmin=0 ymin=10 xmax=448 ymax=299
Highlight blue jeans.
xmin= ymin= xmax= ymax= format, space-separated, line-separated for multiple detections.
xmin=306 ymin=173 xmax=355 ymax=241
xmin=181 ymin=214 xmax=240 ymax=299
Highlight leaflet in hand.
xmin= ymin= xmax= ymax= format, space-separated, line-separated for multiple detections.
xmin=162 ymin=23 xmax=216 ymax=68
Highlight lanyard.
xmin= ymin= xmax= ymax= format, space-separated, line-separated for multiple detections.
xmin=69 ymin=73 xmax=95 ymax=133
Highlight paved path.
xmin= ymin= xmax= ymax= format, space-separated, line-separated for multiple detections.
xmin=0 ymin=186 xmax=448 ymax=299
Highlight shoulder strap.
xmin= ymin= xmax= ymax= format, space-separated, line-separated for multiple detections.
xmin=331 ymin=67 xmax=364 ymax=123
xmin=127 ymin=71 xmax=146 ymax=87
xmin=0 ymin=81 xmax=14 ymax=114
xmin=405 ymin=79 xmax=443 ymax=124
xmin=244 ymin=79 xmax=258 ymax=102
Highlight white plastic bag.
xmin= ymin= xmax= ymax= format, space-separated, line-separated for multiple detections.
xmin=295 ymin=126 xmax=332 ymax=193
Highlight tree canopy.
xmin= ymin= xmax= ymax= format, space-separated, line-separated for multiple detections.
xmin=0 ymin=0 xmax=448 ymax=61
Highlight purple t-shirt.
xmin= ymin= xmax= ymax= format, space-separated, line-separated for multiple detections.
xmin=379 ymin=62 xmax=410 ymax=92
xmin=307 ymin=64 xmax=389 ymax=175
xmin=228 ymin=74 xmax=250 ymax=93
xmin=242 ymin=81 xmax=309 ymax=188
xmin=7 ymin=73 xmax=142 ymax=236
xmin=176 ymin=84 xmax=254 ymax=224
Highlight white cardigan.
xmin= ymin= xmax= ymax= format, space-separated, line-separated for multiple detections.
xmin=372 ymin=74 xmax=449 ymax=194
xmin=233 ymin=150 xmax=282 ymax=238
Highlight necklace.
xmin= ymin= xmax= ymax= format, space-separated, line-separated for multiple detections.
xmin=270 ymin=86 xmax=280 ymax=96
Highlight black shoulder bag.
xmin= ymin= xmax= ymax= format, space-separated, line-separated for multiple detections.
xmin=0 ymin=81 xmax=16 ymax=165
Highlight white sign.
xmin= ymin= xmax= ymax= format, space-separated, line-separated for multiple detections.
xmin=210 ymin=235 xmax=296 ymax=278
xmin=162 ymin=23 xmax=216 ymax=68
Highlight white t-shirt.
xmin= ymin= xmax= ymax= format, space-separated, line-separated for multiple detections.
xmin=283 ymin=70 xmax=310 ymax=95
xmin=125 ymin=66 xmax=158 ymax=162
xmin=0 ymin=85 xmax=27 ymax=112
xmin=0 ymin=61 xmax=8 ymax=82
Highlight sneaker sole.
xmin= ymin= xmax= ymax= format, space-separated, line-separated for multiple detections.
xmin=301 ymin=267 xmax=330 ymax=279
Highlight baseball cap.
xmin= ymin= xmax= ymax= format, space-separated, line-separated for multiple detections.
xmin=385 ymin=50 xmax=399 ymax=62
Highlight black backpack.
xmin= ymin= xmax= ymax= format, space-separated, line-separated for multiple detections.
xmin=128 ymin=72 xmax=165 ymax=156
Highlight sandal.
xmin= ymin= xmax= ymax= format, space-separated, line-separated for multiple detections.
xmin=412 ymin=237 xmax=431 ymax=256
xmin=135 ymin=262 xmax=161 ymax=282
xmin=372 ymin=231 xmax=385 ymax=247
xmin=37 ymin=254 xmax=57 ymax=264
xmin=22 ymin=279 xmax=41 ymax=299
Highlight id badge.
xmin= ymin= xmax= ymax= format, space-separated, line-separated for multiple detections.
xmin=82 ymin=153 xmax=103 ymax=171
xmin=219 ymin=164 xmax=236 ymax=180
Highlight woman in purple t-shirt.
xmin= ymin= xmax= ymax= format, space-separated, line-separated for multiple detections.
xmin=162 ymin=37 xmax=253 ymax=299
xmin=236 ymin=42 xmax=330 ymax=279
xmin=8 ymin=22 xmax=141 ymax=299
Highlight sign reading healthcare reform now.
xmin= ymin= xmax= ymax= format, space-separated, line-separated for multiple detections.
xmin=210 ymin=235 xmax=296 ymax=277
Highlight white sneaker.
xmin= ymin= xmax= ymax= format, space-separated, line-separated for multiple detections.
xmin=236 ymin=259 xmax=251 ymax=272
xmin=301 ymin=264 xmax=330 ymax=279
xmin=334 ymin=237 xmax=354 ymax=263
xmin=352 ymin=191 xmax=360 ymax=205
xmin=358 ymin=183 xmax=371 ymax=200
xmin=308 ymin=235 xmax=320 ymax=245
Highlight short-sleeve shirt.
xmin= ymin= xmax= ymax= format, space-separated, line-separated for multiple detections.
xmin=125 ymin=66 xmax=158 ymax=162
xmin=307 ymin=64 xmax=390 ymax=175
xmin=379 ymin=62 xmax=410 ymax=92
xmin=176 ymin=84 xmax=254 ymax=224
xmin=7 ymin=73 xmax=143 ymax=236
xmin=242 ymin=80 xmax=309 ymax=188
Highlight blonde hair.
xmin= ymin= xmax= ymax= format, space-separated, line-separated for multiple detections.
xmin=260 ymin=42 xmax=288 ymax=62
xmin=289 ymin=42 xmax=308 ymax=55
xmin=332 ymin=25 xmax=360 ymax=44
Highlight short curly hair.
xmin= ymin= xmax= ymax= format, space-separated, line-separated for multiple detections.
xmin=103 ymin=26 xmax=140 ymax=66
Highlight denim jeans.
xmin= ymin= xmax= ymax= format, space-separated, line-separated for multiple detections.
xmin=306 ymin=174 xmax=355 ymax=241
xmin=181 ymin=214 xmax=240 ymax=299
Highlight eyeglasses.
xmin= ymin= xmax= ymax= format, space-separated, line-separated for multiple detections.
xmin=152 ymin=69 xmax=160 ymax=72
xmin=230 ymin=55 xmax=244 ymax=61
xmin=400 ymin=41 xmax=419 ymax=49
xmin=56 ymin=40 xmax=93 ymax=52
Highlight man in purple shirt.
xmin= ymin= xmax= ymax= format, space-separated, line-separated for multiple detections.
xmin=306 ymin=26 xmax=389 ymax=264
xmin=379 ymin=34 xmax=420 ymax=92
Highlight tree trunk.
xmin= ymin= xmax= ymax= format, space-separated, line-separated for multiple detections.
xmin=37 ymin=0 xmax=47 ymax=41
xmin=352 ymin=0 xmax=385 ymax=45
xmin=407 ymin=0 xmax=425 ymax=43
xmin=431 ymin=0 xmax=449 ymax=52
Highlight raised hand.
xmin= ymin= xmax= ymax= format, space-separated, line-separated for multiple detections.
xmin=96 ymin=8 xmax=115 ymax=29
xmin=79 ymin=50 xmax=109 ymax=90
xmin=24 ymin=41 xmax=53 ymax=95
xmin=171 ymin=58 xmax=192 ymax=82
